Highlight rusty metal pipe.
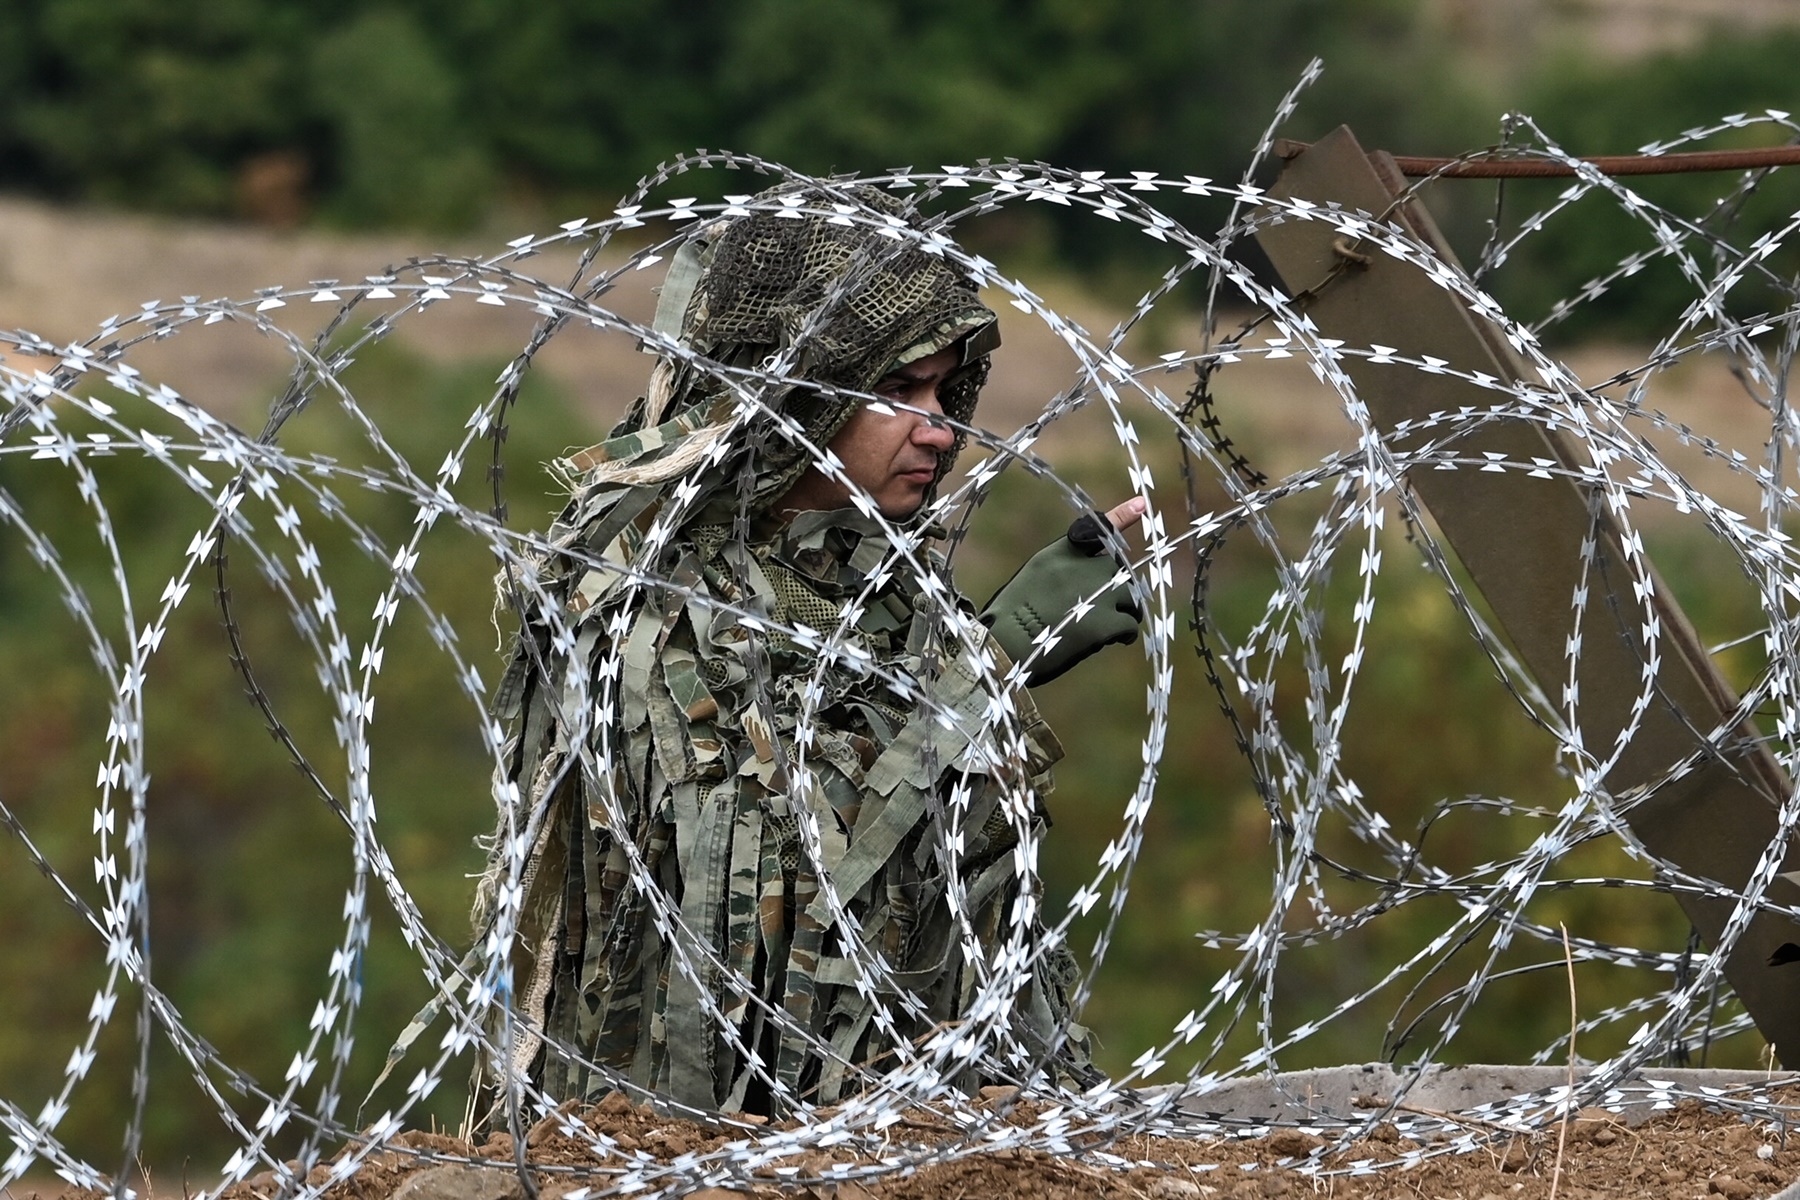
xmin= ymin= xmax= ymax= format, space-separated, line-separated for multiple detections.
xmin=1273 ymin=138 xmax=1800 ymax=178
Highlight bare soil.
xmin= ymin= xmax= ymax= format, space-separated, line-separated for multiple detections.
xmin=16 ymin=1093 xmax=1791 ymax=1200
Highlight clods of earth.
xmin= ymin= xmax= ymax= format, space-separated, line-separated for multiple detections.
xmin=29 ymin=1089 xmax=1800 ymax=1200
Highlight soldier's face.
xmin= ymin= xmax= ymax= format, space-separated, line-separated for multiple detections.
xmin=777 ymin=346 xmax=960 ymax=520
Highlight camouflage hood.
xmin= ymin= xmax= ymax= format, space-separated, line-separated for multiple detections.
xmin=566 ymin=184 xmax=998 ymax=519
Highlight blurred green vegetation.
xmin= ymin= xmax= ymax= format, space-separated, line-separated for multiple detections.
xmin=0 ymin=341 xmax=578 ymax=1168
xmin=0 ymin=0 xmax=1476 ymax=227
xmin=1485 ymin=29 xmax=1800 ymax=340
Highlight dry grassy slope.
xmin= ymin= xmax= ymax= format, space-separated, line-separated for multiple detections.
xmin=0 ymin=197 xmax=1136 ymax=474
xmin=1436 ymin=0 xmax=1800 ymax=66
xmin=0 ymin=195 xmax=1775 ymax=519
xmin=0 ymin=196 xmax=657 ymax=433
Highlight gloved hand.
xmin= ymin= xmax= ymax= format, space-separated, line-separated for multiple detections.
xmin=981 ymin=511 xmax=1143 ymax=686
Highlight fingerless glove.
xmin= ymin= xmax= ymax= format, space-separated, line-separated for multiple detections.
xmin=981 ymin=513 xmax=1142 ymax=686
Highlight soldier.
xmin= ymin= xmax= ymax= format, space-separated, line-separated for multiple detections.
xmin=473 ymin=184 xmax=1144 ymax=1116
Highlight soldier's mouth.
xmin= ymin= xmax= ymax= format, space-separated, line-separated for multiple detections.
xmin=898 ymin=457 xmax=940 ymax=482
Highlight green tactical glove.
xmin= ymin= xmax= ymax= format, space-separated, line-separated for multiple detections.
xmin=981 ymin=513 xmax=1143 ymax=686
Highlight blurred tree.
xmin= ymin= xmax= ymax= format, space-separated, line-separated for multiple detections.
xmin=1 ymin=0 xmax=321 ymax=211
xmin=1496 ymin=27 xmax=1800 ymax=339
xmin=438 ymin=0 xmax=727 ymax=197
xmin=0 ymin=0 xmax=1488 ymax=231
xmin=715 ymin=0 xmax=1067 ymax=172
xmin=309 ymin=8 xmax=494 ymax=229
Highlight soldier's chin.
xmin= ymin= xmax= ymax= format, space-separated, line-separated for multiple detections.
xmin=878 ymin=488 xmax=929 ymax=521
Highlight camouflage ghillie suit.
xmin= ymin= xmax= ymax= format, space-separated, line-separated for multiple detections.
xmin=476 ymin=187 xmax=1091 ymax=1115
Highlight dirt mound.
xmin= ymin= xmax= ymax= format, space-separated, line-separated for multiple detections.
xmin=21 ymin=1094 xmax=1765 ymax=1200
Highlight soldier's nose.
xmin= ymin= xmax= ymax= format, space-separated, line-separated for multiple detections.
xmin=915 ymin=417 xmax=955 ymax=451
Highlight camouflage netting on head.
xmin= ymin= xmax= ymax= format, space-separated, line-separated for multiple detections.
xmin=682 ymin=184 xmax=993 ymax=398
xmin=584 ymin=183 xmax=997 ymax=515
xmin=17 ymin=70 xmax=1800 ymax=1199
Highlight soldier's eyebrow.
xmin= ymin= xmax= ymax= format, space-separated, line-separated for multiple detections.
xmin=877 ymin=361 xmax=948 ymax=388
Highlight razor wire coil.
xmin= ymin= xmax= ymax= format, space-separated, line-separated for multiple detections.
xmin=10 ymin=76 xmax=1800 ymax=1197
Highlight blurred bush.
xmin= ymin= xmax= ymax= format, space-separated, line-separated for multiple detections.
xmin=0 ymin=340 xmax=577 ymax=1167
xmin=0 ymin=0 xmax=1476 ymax=227
xmin=1494 ymin=27 xmax=1800 ymax=340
